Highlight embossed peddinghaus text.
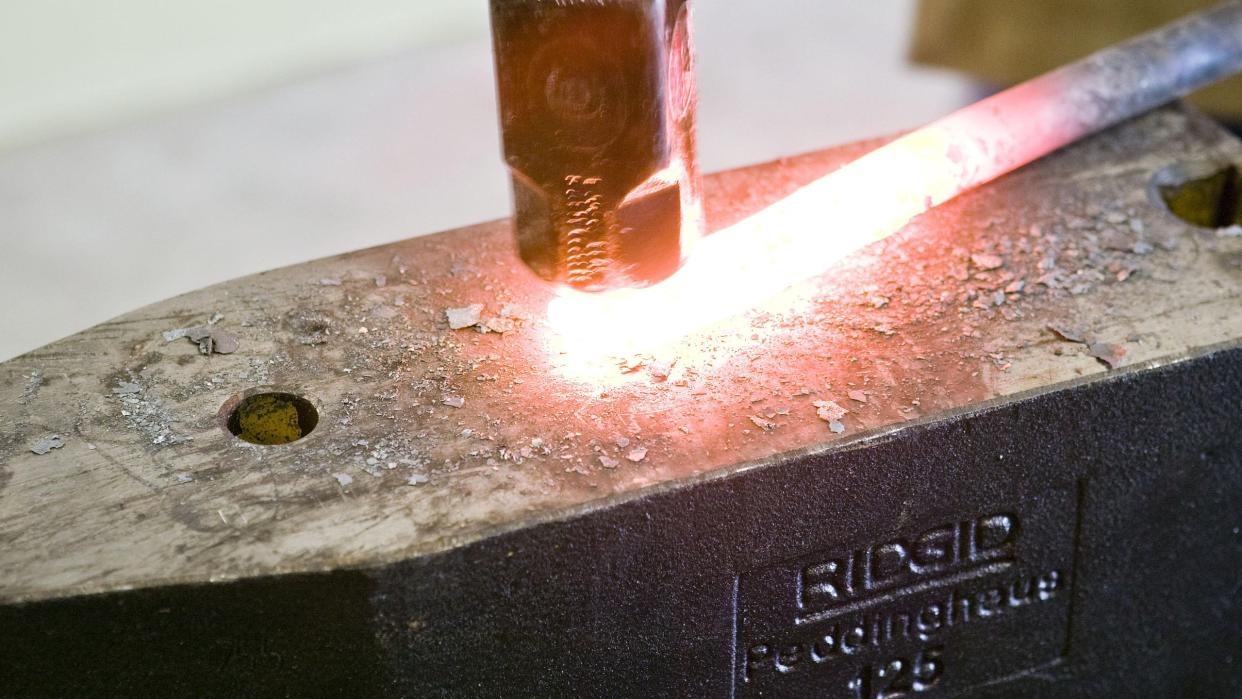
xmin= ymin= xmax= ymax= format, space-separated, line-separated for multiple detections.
xmin=744 ymin=512 xmax=1066 ymax=682
xmin=746 ymin=567 xmax=1064 ymax=681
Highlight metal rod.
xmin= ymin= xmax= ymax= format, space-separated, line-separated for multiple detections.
xmin=932 ymin=0 xmax=1242 ymax=196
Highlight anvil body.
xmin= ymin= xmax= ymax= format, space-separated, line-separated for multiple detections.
xmin=1 ymin=105 xmax=1241 ymax=696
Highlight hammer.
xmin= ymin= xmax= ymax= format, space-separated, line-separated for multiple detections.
xmin=489 ymin=0 xmax=701 ymax=292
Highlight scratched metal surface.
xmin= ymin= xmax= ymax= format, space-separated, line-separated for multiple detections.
xmin=2 ymin=105 xmax=1242 ymax=604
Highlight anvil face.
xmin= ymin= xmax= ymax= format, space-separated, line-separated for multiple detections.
xmin=2 ymin=106 xmax=1242 ymax=696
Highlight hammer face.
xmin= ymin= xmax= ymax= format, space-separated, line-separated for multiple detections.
xmin=491 ymin=0 xmax=701 ymax=291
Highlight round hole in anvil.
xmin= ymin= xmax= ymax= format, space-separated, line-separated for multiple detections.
xmin=222 ymin=392 xmax=318 ymax=445
xmin=1152 ymin=162 xmax=1242 ymax=230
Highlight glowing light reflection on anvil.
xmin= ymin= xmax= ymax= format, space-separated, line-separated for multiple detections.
xmin=545 ymin=79 xmax=1073 ymax=382
xmin=546 ymin=128 xmax=962 ymax=366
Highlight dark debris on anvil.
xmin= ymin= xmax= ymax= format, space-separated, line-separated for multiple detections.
xmin=1087 ymin=342 xmax=1128 ymax=369
xmin=1048 ymin=324 xmax=1087 ymax=344
xmin=1047 ymin=324 xmax=1128 ymax=368
xmin=163 ymin=315 xmax=239 ymax=355
xmin=21 ymin=370 xmax=43 ymax=404
xmin=29 ymin=435 xmax=65 ymax=455
xmin=445 ymin=304 xmax=525 ymax=335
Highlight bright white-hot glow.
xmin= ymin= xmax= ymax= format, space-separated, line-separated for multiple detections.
xmin=548 ymin=126 xmax=963 ymax=358
xmin=547 ymin=81 xmax=1074 ymax=373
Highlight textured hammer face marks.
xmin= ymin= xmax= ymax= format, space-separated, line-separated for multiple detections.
xmin=490 ymin=0 xmax=702 ymax=291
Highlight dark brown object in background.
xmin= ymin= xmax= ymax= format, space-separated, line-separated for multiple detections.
xmin=912 ymin=0 xmax=1242 ymax=121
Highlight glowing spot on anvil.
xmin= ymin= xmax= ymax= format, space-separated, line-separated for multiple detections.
xmin=543 ymin=65 xmax=1090 ymax=384
xmin=543 ymin=126 xmax=968 ymax=381
xmin=544 ymin=279 xmax=819 ymax=390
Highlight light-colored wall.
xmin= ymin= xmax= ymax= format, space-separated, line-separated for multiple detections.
xmin=0 ymin=1 xmax=485 ymax=150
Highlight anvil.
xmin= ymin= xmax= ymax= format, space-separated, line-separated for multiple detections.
xmin=2 ymin=105 xmax=1242 ymax=696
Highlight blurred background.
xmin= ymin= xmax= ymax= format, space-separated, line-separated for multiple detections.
xmin=0 ymin=2 xmax=979 ymax=360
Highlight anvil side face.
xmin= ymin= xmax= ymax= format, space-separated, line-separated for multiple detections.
xmin=2 ymin=106 xmax=1242 ymax=696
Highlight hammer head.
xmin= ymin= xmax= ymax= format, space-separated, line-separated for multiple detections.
xmin=490 ymin=0 xmax=702 ymax=291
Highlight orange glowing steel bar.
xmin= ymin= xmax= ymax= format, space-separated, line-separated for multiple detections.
xmin=547 ymin=1 xmax=1242 ymax=362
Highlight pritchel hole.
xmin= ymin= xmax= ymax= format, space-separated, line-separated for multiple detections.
xmin=224 ymin=392 xmax=318 ymax=445
xmin=1154 ymin=163 xmax=1242 ymax=229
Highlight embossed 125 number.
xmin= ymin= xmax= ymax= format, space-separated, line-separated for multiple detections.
xmin=848 ymin=646 xmax=944 ymax=699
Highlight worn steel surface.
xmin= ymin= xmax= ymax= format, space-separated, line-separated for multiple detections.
xmin=2 ymin=105 xmax=1242 ymax=695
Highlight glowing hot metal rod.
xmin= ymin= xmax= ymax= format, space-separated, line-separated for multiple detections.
xmin=489 ymin=0 xmax=701 ymax=292
xmin=542 ymin=1 xmax=1242 ymax=357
